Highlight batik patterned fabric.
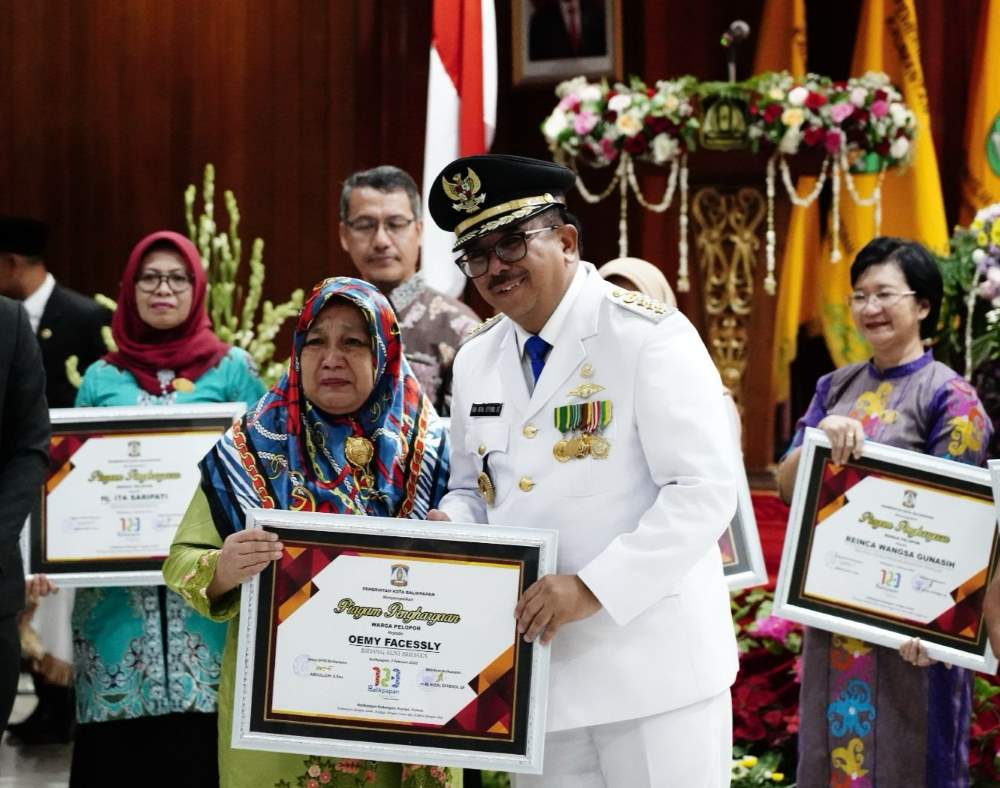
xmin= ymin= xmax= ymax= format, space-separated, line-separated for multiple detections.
xmin=199 ymin=277 xmax=450 ymax=531
xmin=389 ymin=272 xmax=479 ymax=416
xmin=792 ymin=350 xmax=991 ymax=786
xmin=72 ymin=344 xmax=265 ymax=726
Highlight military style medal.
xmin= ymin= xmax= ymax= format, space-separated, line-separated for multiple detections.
xmin=477 ymin=454 xmax=496 ymax=505
xmin=552 ymin=400 xmax=613 ymax=461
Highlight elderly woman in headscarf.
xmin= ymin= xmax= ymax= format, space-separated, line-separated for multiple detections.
xmin=163 ymin=277 xmax=459 ymax=788
xmin=70 ymin=231 xmax=265 ymax=786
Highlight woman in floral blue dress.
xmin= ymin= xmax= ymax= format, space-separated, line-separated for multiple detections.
xmin=70 ymin=231 xmax=265 ymax=786
xmin=777 ymin=237 xmax=993 ymax=787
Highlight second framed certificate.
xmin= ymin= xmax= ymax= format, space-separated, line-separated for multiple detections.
xmin=233 ymin=510 xmax=557 ymax=774
xmin=775 ymin=428 xmax=999 ymax=673
xmin=26 ymin=404 xmax=244 ymax=586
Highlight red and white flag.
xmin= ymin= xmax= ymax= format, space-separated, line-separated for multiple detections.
xmin=421 ymin=0 xmax=497 ymax=297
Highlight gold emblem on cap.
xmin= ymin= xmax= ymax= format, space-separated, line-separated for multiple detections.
xmin=172 ymin=377 xmax=195 ymax=393
xmin=442 ymin=168 xmax=486 ymax=214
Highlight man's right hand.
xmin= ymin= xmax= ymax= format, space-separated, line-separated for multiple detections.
xmin=427 ymin=509 xmax=451 ymax=522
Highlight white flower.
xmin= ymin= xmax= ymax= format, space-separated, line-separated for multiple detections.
xmin=542 ymin=111 xmax=569 ymax=140
xmin=788 ymin=86 xmax=809 ymax=106
xmin=608 ymin=93 xmax=632 ymax=113
xmin=889 ymin=136 xmax=910 ymax=159
xmin=973 ymin=249 xmax=988 ymax=265
xmin=678 ymin=102 xmax=693 ymax=116
xmin=768 ymin=87 xmax=785 ymax=101
xmin=581 ymin=84 xmax=603 ymax=102
xmin=616 ymin=111 xmax=643 ymax=136
xmin=779 ymin=127 xmax=802 ymax=154
xmin=888 ymin=102 xmax=909 ymax=127
xmin=987 ymin=266 xmax=1000 ymax=284
xmin=850 ymin=86 xmax=868 ymax=107
xmin=652 ymin=133 xmax=679 ymax=163
xmin=663 ymin=94 xmax=679 ymax=113
xmin=781 ymin=107 xmax=805 ymax=128
xmin=556 ymin=76 xmax=587 ymax=97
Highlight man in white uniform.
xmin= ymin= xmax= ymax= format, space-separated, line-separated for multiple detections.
xmin=427 ymin=155 xmax=738 ymax=787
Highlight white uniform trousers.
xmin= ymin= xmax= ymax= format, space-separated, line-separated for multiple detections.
xmin=513 ymin=690 xmax=732 ymax=788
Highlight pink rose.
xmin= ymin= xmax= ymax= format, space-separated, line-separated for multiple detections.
xmin=824 ymin=129 xmax=844 ymax=154
xmin=319 ymin=772 xmax=331 ymax=785
xmin=599 ymin=137 xmax=618 ymax=162
xmin=557 ymin=94 xmax=580 ymax=112
xmin=870 ymin=99 xmax=888 ymax=118
xmin=573 ymin=111 xmax=598 ymax=136
xmin=307 ymin=781 xmax=319 ymax=788
xmin=364 ymin=770 xmax=377 ymax=784
xmin=749 ymin=614 xmax=797 ymax=642
xmin=829 ymin=102 xmax=854 ymax=124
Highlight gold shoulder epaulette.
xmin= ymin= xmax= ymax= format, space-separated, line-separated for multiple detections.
xmin=463 ymin=312 xmax=506 ymax=341
xmin=606 ymin=288 xmax=675 ymax=322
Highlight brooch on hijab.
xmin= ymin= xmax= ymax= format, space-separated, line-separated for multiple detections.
xmin=345 ymin=436 xmax=375 ymax=489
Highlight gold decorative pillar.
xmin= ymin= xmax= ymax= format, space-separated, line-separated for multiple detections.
xmin=690 ymin=186 xmax=764 ymax=412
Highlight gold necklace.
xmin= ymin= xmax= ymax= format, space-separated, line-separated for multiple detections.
xmin=344 ymin=435 xmax=375 ymax=490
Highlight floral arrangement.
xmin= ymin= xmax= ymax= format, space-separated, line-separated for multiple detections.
xmin=731 ymin=749 xmax=791 ymax=787
xmin=746 ymin=71 xmax=916 ymax=166
xmin=936 ymin=203 xmax=1000 ymax=375
xmin=970 ymin=675 xmax=1000 ymax=782
xmin=185 ymin=163 xmax=304 ymax=387
xmin=541 ymin=70 xmax=917 ymax=294
xmin=543 ymin=76 xmax=698 ymax=167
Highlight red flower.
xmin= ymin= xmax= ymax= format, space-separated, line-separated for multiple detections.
xmin=803 ymin=126 xmax=825 ymax=147
xmin=763 ymin=103 xmax=783 ymax=123
xmin=603 ymin=110 xmax=617 ymax=123
xmin=852 ymin=107 xmax=869 ymax=125
xmin=646 ymin=87 xmax=656 ymax=97
xmin=805 ymin=91 xmax=827 ymax=109
xmin=875 ymin=141 xmax=890 ymax=156
xmin=624 ymin=135 xmax=648 ymax=154
xmin=874 ymin=89 xmax=888 ymax=102
xmin=749 ymin=102 xmax=759 ymax=116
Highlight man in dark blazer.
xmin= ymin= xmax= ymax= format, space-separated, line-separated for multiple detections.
xmin=0 ymin=216 xmax=112 ymax=408
xmin=0 ymin=296 xmax=50 ymax=731
xmin=0 ymin=216 xmax=107 ymax=742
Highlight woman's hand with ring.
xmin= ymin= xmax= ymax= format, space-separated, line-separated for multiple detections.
xmin=208 ymin=529 xmax=284 ymax=600
xmin=817 ymin=415 xmax=866 ymax=465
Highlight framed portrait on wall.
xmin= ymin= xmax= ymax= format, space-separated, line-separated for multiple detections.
xmin=512 ymin=0 xmax=623 ymax=86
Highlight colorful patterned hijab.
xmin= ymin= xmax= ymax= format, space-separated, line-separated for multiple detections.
xmin=199 ymin=277 xmax=450 ymax=534
xmin=103 ymin=231 xmax=230 ymax=395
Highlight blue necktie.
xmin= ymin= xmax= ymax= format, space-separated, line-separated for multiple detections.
xmin=524 ymin=335 xmax=551 ymax=384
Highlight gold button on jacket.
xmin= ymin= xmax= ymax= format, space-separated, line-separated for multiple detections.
xmin=518 ymin=476 xmax=535 ymax=492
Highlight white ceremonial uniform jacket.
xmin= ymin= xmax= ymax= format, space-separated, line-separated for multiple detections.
xmin=439 ymin=262 xmax=739 ymax=732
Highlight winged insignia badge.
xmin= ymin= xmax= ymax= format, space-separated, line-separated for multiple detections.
xmin=441 ymin=168 xmax=486 ymax=213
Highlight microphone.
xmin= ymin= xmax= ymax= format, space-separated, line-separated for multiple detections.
xmin=720 ymin=20 xmax=751 ymax=47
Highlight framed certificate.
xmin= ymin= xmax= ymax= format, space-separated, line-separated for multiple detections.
xmin=720 ymin=459 xmax=768 ymax=591
xmin=775 ymin=428 xmax=999 ymax=673
xmin=25 ymin=403 xmax=244 ymax=587
xmin=232 ymin=509 xmax=557 ymax=774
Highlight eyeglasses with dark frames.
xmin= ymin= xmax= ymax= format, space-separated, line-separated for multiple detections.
xmin=454 ymin=225 xmax=562 ymax=279
xmin=135 ymin=272 xmax=193 ymax=293
xmin=343 ymin=216 xmax=416 ymax=238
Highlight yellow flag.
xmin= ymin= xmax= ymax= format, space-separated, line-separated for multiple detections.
xmin=752 ymin=0 xmax=807 ymax=77
xmin=771 ymin=176 xmax=822 ymax=401
xmin=754 ymin=0 xmax=817 ymax=402
xmin=817 ymin=0 xmax=948 ymax=366
xmin=960 ymin=0 xmax=1000 ymax=224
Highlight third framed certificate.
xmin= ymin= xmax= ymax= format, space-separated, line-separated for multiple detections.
xmin=775 ymin=428 xmax=999 ymax=673
xmin=233 ymin=510 xmax=557 ymax=774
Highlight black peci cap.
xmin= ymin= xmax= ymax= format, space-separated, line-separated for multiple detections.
xmin=428 ymin=154 xmax=576 ymax=251
xmin=0 ymin=215 xmax=48 ymax=257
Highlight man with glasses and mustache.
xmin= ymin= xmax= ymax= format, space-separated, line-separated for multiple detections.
xmin=339 ymin=166 xmax=479 ymax=416
xmin=426 ymin=154 xmax=739 ymax=787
